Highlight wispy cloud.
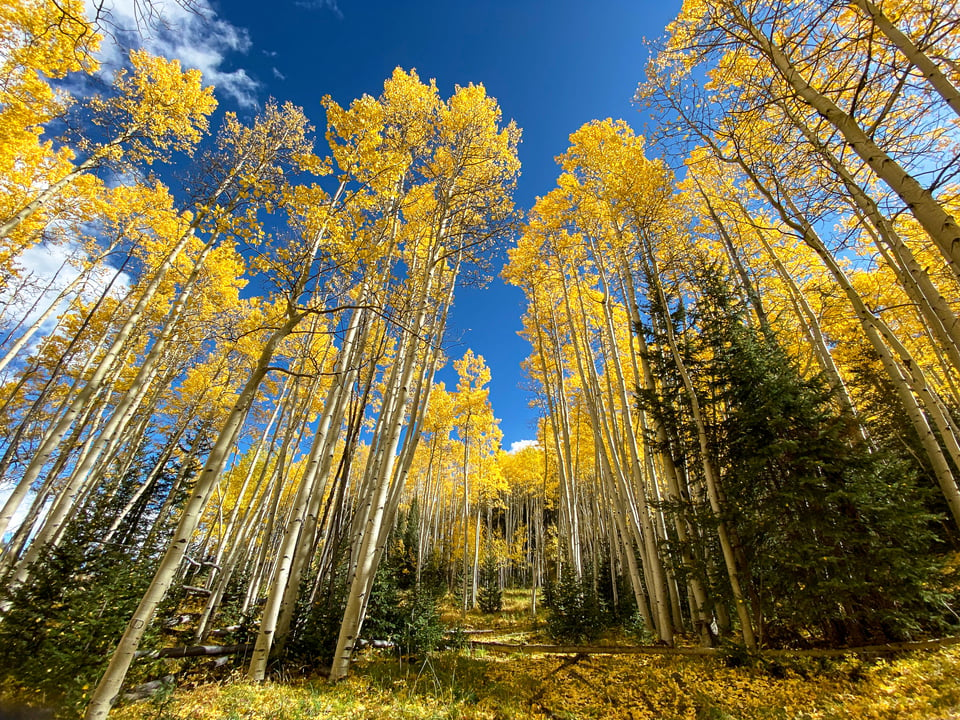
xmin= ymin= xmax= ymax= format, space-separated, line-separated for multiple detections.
xmin=88 ymin=0 xmax=261 ymax=107
xmin=272 ymin=67 xmax=286 ymax=81
xmin=294 ymin=0 xmax=343 ymax=19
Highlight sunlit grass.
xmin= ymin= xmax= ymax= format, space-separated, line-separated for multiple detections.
xmin=109 ymin=641 xmax=960 ymax=720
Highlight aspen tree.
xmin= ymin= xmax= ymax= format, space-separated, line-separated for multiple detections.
xmin=8 ymin=103 xmax=307 ymax=589
xmin=328 ymin=71 xmax=519 ymax=680
xmin=655 ymin=0 xmax=960 ymax=279
xmin=0 ymin=0 xmax=100 ymax=274
xmin=84 ymin=101 xmax=342 ymax=718
xmin=1 ymin=49 xmax=215 ymax=242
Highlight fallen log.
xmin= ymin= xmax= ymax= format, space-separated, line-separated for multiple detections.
xmin=121 ymin=675 xmax=176 ymax=702
xmin=134 ymin=643 xmax=253 ymax=660
xmin=471 ymin=641 xmax=720 ymax=656
xmin=182 ymin=585 xmax=212 ymax=596
xmin=763 ymin=636 xmax=960 ymax=657
xmin=209 ymin=625 xmax=243 ymax=637
xmin=470 ymin=636 xmax=960 ymax=658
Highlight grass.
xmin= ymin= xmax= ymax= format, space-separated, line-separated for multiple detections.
xmin=108 ymin=645 xmax=960 ymax=720
xmin=107 ymin=589 xmax=960 ymax=720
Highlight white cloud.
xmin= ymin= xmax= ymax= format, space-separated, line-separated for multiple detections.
xmin=508 ymin=439 xmax=538 ymax=454
xmin=0 ymin=240 xmax=132 ymax=369
xmin=272 ymin=67 xmax=286 ymax=81
xmin=88 ymin=0 xmax=262 ymax=107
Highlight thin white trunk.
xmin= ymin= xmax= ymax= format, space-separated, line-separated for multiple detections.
xmin=85 ymin=313 xmax=302 ymax=720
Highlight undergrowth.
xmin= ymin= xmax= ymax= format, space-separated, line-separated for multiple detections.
xmin=105 ymin=645 xmax=960 ymax=720
xmin=104 ymin=588 xmax=960 ymax=720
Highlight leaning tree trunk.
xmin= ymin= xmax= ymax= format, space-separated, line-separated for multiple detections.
xmin=849 ymin=0 xmax=960 ymax=119
xmin=84 ymin=312 xmax=304 ymax=720
xmin=729 ymin=2 xmax=960 ymax=282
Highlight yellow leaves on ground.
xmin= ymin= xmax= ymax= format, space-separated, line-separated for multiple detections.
xmin=108 ymin=645 xmax=960 ymax=720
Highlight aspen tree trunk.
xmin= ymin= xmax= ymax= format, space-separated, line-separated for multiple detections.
xmin=849 ymin=0 xmax=960 ymax=118
xmin=247 ymin=308 xmax=367 ymax=679
xmin=642 ymin=411 xmax=686 ymax=631
xmin=416 ymin=435 xmax=441 ymax=582
xmin=44 ymin=227 xmax=226 ymax=503
xmin=677 ymin=115 xmax=864 ymax=423
xmin=697 ymin=192 xmax=769 ymax=330
xmin=921 ymin=329 xmax=960 ymax=408
xmin=84 ymin=313 xmax=303 ymax=720
xmin=0 ymin=247 xmax=137 ymax=414
xmin=69 ymin=386 xmax=163 ymax=540
xmin=241 ymin=414 xmax=314 ymax=604
xmin=782 ymin=220 xmax=960 ymax=528
xmin=563 ymin=262 xmax=661 ymax=628
xmin=642 ymin=235 xmax=757 ymax=650
xmin=4 ymin=136 xmax=266 ymax=551
xmin=195 ymin=376 xmax=295 ymax=578
xmin=0 ymin=385 xmax=113 ymax=579
xmin=777 ymin=98 xmax=960 ymax=371
xmin=305 ymin=386 xmax=373 ymax=612
xmin=461 ymin=413 xmax=473 ymax=613
xmin=0 ymin=154 xmax=102 ymax=240
xmin=196 ymin=478 xmax=276 ymax=639
xmin=1 ymin=430 xmax=104 ymax=582
xmin=728 ymin=2 xmax=960 ymax=279
xmin=596 ymin=293 xmax=669 ymax=635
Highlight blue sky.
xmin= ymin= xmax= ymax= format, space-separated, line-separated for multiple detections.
xmin=118 ymin=0 xmax=682 ymax=449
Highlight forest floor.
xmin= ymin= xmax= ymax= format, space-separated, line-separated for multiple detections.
xmin=106 ymin=590 xmax=960 ymax=720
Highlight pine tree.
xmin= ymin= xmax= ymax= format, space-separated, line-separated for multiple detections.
xmin=694 ymin=267 xmax=948 ymax=645
xmin=477 ymin=550 xmax=502 ymax=614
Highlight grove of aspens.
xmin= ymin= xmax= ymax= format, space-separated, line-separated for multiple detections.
xmin=1 ymin=1 xmax=959 ymax=719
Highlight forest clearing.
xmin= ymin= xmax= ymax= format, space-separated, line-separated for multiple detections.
xmin=98 ymin=591 xmax=960 ymax=720
xmin=2 ymin=0 xmax=960 ymax=718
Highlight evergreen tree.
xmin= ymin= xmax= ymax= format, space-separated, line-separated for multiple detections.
xmin=694 ymin=268 xmax=949 ymax=645
xmin=477 ymin=550 xmax=502 ymax=614
xmin=0 ymin=515 xmax=162 ymax=718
